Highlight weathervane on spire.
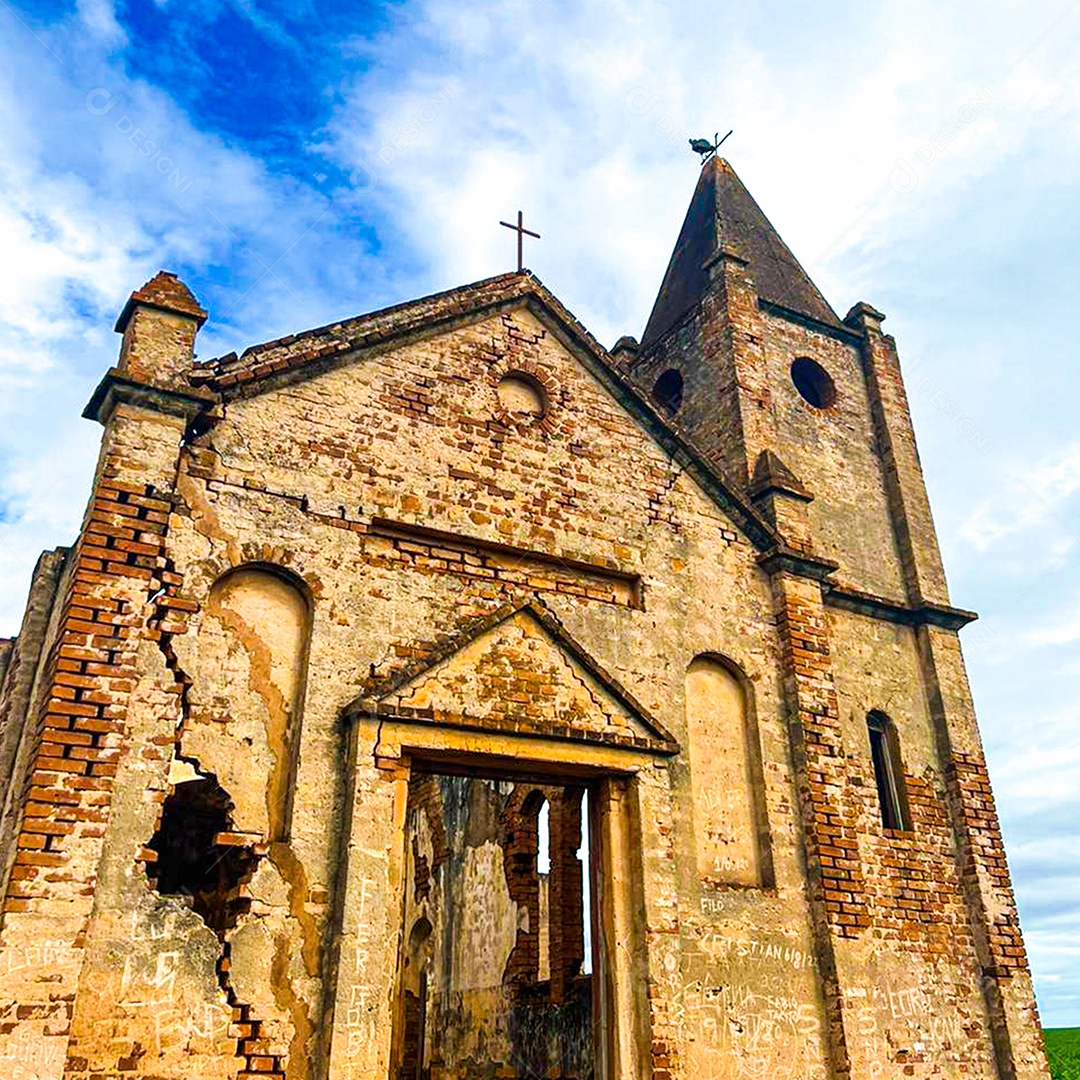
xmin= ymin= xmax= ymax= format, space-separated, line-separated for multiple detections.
xmin=689 ymin=130 xmax=733 ymax=162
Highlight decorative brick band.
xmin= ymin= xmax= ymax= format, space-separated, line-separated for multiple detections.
xmin=367 ymin=517 xmax=644 ymax=609
xmin=198 ymin=474 xmax=649 ymax=610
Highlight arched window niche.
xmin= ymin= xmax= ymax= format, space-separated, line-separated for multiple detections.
xmin=652 ymin=368 xmax=684 ymax=415
xmin=400 ymin=916 xmax=434 ymax=1080
xmin=684 ymin=655 xmax=773 ymax=888
xmin=184 ymin=564 xmax=313 ymax=844
xmin=866 ymin=711 xmax=911 ymax=832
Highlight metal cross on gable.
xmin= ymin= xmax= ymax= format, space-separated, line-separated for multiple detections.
xmin=499 ymin=210 xmax=540 ymax=272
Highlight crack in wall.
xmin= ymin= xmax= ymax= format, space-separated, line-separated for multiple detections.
xmin=203 ymin=575 xmax=321 ymax=1076
xmin=141 ymin=560 xmax=299 ymax=1080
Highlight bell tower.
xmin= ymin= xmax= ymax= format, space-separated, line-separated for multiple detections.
xmin=625 ymin=157 xmax=1048 ymax=1080
xmin=625 ymin=155 xmax=942 ymax=604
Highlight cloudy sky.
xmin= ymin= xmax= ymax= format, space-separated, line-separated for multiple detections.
xmin=2 ymin=0 xmax=1079 ymax=1026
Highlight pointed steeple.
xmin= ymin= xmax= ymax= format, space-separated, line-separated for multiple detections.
xmin=641 ymin=157 xmax=840 ymax=349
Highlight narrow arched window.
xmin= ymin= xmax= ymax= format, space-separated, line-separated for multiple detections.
xmin=867 ymin=711 xmax=910 ymax=831
xmin=191 ymin=565 xmax=312 ymax=843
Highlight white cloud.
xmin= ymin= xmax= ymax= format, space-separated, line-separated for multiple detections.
xmin=75 ymin=0 xmax=128 ymax=48
xmin=0 ymin=5 xmax=386 ymax=627
xmin=320 ymin=0 xmax=1080 ymax=344
xmin=958 ymin=445 xmax=1080 ymax=552
xmin=994 ymin=742 xmax=1080 ymax=808
xmin=1024 ymin=603 xmax=1080 ymax=648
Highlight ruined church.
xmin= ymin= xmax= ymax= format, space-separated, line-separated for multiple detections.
xmin=0 ymin=157 xmax=1050 ymax=1080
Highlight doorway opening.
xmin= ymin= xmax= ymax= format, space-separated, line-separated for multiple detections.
xmin=394 ymin=768 xmax=598 ymax=1079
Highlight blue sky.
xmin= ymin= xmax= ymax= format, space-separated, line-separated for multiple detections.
xmin=2 ymin=0 xmax=1080 ymax=1026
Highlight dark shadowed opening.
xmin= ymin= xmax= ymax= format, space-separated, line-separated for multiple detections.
xmin=791 ymin=357 xmax=837 ymax=409
xmin=146 ymin=774 xmax=259 ymax=935
xmin=867 ymin=711 xmax=911 ymax=832
xmin=393 ymin=772 xmax=595 ymax=1079
xmin=652 ymin=369 xmax=684 ymax=415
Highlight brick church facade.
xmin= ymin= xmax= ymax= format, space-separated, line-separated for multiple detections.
xmin=0 ymin=157 xmax=1049 ymax=1079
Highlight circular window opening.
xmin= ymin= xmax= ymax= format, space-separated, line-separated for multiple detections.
xmin=791 ymin=358 xmax=836 ymax=409
xmin=653 ymin=368 xmax=684 ymax=415
xmin=497 ymin=372 xmax=547 ymax=420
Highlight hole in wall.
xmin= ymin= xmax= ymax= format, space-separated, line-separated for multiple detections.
xmin=145 ymin=769 xmax=286 ymax=1075
xmin=790 ymin=357 xmax=837 ymax=409
xmin=652 ymin=368 xmax=683 ymax=415
xmin=146 ymin=772 xmax=259 ymax=935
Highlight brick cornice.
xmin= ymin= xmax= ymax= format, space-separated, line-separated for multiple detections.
xmin=757 ymin=553 xmax=979 ymax=629
xmin=82 ymin=368 xmax=219 ymax=426
xmin=758 ymin=299 xmax=865 ymax=346
xmin=823 ymin=583 xmax=978 ymax=630
xmin=757 ymin=546 xmax=839 ymax=581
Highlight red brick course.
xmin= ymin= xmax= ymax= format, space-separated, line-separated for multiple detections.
xmin=5 ymin=482 xmax=177 ymax=918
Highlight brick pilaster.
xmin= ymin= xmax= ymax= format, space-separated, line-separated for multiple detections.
xmin=769 ymin=566 xmax=856 ymax=1080
xmin=0 ymin=398 xmax=192 ymax=1076
xmin=917 ymin=625 xmax=1050 ymax=1079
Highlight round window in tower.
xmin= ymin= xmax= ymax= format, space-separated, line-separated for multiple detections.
xmin=790 ymin=357 xmax=837 ymax=409
xmin=497 ymin=371 xmax=547 ymax=422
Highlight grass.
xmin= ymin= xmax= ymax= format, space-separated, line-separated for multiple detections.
xmin=1046 ymin=1029 xmax=1080 ymax=1080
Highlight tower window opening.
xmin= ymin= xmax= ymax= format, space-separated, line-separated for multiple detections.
xmin=791 ymin=357 xmax=837 ymax=409
xmin=867 ymin=711 xmax=910 ymax=832
xmin=653 ymin=368 xmax=684 ymax=415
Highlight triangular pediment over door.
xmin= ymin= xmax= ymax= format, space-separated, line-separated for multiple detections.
xmin=345 ymin=600 xmax=678 ymax=763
